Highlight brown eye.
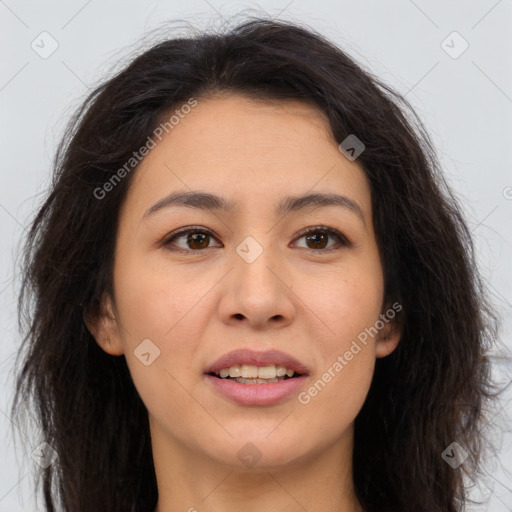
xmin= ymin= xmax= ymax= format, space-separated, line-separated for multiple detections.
xmin=163 ymin=227 xmax=222 ymax=252
xmin=305 ymin=231 xmax=329 ymax=249
xmin=294 ymin=226 xmax=351 ymax=252
xmin=186 ymin=232 xmax=210 ymax=250
xmin=163 ymin=225 xmax=350 ymax=254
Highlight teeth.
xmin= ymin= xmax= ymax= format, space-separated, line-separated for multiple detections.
xmin=216 ymin=364 xmax=297 ymax=379
xmin=241 ymin=364 xmax=259 ymax=378
xmin=276 ymin=366 xmax=287 ymax=377
xmin=257 ymin=365 xmax=276 ymax=379
xmin=228 ymin=366 xmax=242 ymax=378
xmin=234 ymin=377 xmax=281 ymax=384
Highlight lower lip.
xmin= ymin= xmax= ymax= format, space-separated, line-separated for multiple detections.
xmin=204 ymin=374 xmax=308 ymax=406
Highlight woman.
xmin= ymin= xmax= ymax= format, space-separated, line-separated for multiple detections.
xmin=12 ymin=16 xmax=503 ymax=512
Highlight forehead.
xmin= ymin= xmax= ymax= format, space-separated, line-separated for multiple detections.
xmin=163 ymin=93 xmax=335 ymax=154
xmin=123 ymin=94 xmax=371 ymax=219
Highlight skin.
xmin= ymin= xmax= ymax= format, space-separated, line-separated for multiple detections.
xmin=86 ymin=93 xmax=401 ymax=512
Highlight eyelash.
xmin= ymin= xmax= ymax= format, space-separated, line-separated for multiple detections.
xmin=162 ymin=225 xmax=351 ymax=254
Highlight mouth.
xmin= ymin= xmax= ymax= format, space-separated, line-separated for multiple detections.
xmin=207 ymin=364 xmax=304 ymax=384
xmin=204 ymin=349 xmax=310 ymax=405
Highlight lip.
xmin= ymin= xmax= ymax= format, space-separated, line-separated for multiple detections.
xmin=204 ymin=348 xmax=310 ymax=375
xmin=204 ymin=348 xmax=310 ymax=406
xmin=204 ymin=373 xmax=309 ymax=406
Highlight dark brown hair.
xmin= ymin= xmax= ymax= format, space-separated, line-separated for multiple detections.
xmin=12 ymin=16 xmax=505 ymax=512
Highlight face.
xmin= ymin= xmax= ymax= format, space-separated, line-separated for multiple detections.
xmin=89 ymin=93 xmax=400 ymax=470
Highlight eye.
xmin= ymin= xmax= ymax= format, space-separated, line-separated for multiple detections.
xmin=292 ymin=225 xmax=351 ymax=252
xmin=162 ymin=225 xmax=351 ymax=254
xmin=162 ymin=226 xmax=222 ymax=252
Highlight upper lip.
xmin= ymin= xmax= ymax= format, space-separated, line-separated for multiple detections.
xmin=205 ymin=348 xmax=310 ymax=375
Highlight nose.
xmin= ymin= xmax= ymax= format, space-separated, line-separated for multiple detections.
xmin=217 ymin=241 xmax=296 ymax=331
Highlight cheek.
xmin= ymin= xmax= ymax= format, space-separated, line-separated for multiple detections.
xmin=297 ymin=279 xmax=379 ymax=438
xmin=309 ymin=252 xmax=384 ymax=346
xmin=111 ymin=248 xmax=223 ymax=407
xmin=113 ymin=272 xmax=200 ymax=432
xmin=296 ymin=255 xmax=382 ymax=421
xmin=297 ymin=347 xmax=375 ymax=453
xmin=113 ymin=251 xmax=208 ymax=342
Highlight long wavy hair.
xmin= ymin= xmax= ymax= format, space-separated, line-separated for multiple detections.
xmin=11 ymin=15 xmax=505 ymax=512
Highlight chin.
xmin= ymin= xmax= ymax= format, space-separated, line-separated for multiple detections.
xmin=206 ymin=432 xmax=313 ymax=470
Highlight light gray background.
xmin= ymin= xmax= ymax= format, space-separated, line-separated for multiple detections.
xmin=1 ymin=1 xmax=511 ymax=510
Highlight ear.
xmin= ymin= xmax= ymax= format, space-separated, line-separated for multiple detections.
xmin=83 ymin=292 xmax=124 ymax=356
xmin=375 ymin=304 xmax=402 ymax=359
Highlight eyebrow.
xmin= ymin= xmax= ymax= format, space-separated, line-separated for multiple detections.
xmin=144 ymin=190 xmax=366 ymax=226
